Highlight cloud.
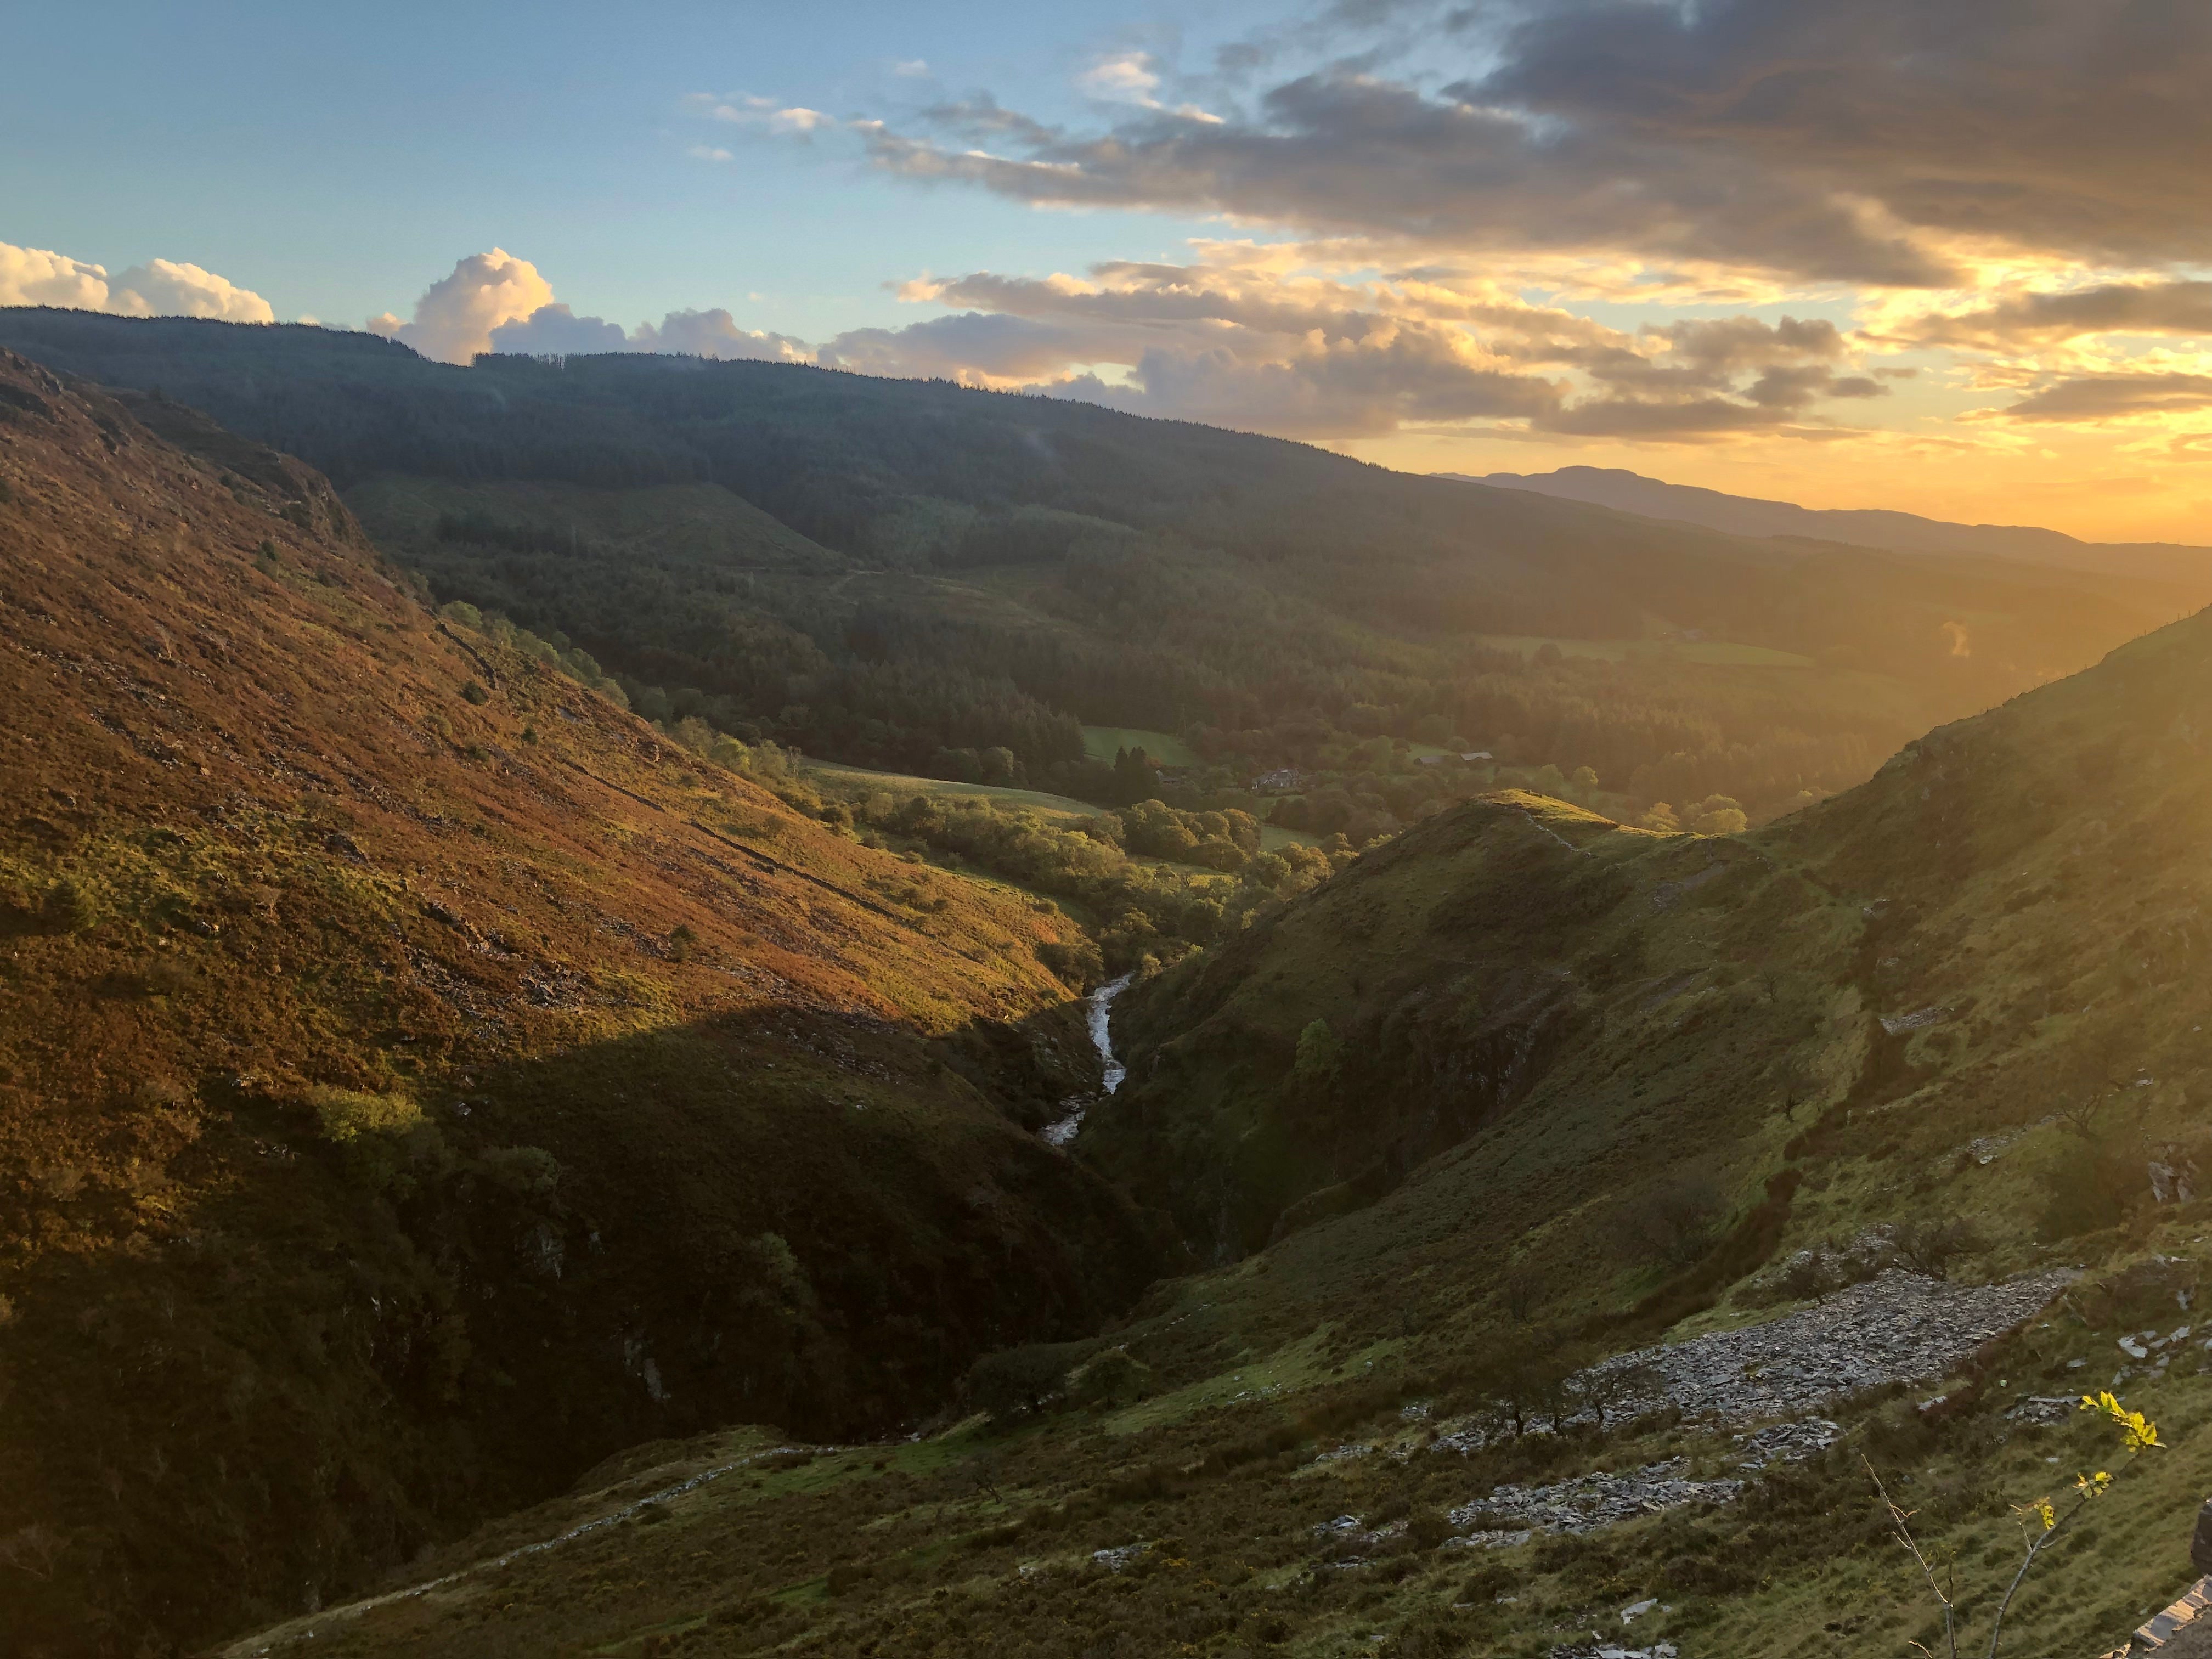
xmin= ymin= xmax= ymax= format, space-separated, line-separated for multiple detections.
xmin=1077 ymin=52 xmax=1164 ymax=106
xmin=480 ymin=297 xmax=810 ymax=364
xmin=0 ymin=240 xmax=272 ymax=321
xmin=689 ymin=93 xmax=837 ymax=136
xmin=891 ymin=59 xmax=930 ymax=78
xmin=105 ymin=259 xmax=275 ymax=323
xmin=1897 ymin=280 xmax=2212 ymax=350
xmin=856 ymin=0 xmax=2212 ymax=287
xmin=484 ymin=303 xmax=630 ymax=356
xmin=811 ymin=253 xmax=1888 ymax=441
xmin=368 ymin=249 xmax=557 ymax=364
xmin=1538 ymin=314 xmax=1886 ymax=438
xmin=0 ymin=242 xmax=110 ymax=309
xmin=1998 ymin=373 xmax=2212 ymax=424
xmin=630 ymin=308 xmax=811 ymax=361
xmin=366 ymin=253 xmax=814 ymax=368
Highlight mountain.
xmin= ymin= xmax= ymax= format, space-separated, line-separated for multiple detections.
xmin=0 ymin=352 xmax=1159 ymax=1654
xmin=207 ymin=584 xmax=2212 ymax=1657
xmin=0 ymin=310 xmax=2204 ymax=831
xmin=1458 ymin=464 xmax=2212 ymax=584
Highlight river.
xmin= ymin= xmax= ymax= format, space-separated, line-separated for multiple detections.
xmin=1041 ymin=972 xmax=1133 ymax=1146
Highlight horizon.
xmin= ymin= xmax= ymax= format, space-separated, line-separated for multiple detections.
xmin=8 ymin=0 xmax=2212 ymax=543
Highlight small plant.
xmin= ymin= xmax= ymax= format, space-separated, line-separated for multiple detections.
xmin=1294 ymin=1018 xmax=1344 ymax=1085
xmin=42 ymin=877 xmax=99 ymax=934
xmin=1867 ymin=1390 xmax=2161 ymax=1656
xmin=460 ymin=679 xmax=489 ymax=705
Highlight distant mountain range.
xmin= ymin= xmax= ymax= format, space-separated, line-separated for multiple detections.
xmin=1449 ymin=465 xmax=2212 ymax=584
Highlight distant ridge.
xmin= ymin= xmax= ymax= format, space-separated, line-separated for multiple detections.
xmin=1448 ymin=464 xmax=2212 ymax=584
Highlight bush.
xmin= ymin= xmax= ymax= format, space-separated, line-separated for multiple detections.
xmin=460 ymin=679 xmax=489 ymax=705
xmin=476 ymin=1144 xmax=560 ymax=1197
xmin=1067 ymin=1347 xmax=1154 ymax=1409
xmin=1294 ymin=1019 xmax=1344 ymax=1085
xmin=305 ymin=1086 xmax=444 ymax=1192
xmin=41 ymin=877 xmax=99 ymax=933
xmin=966 ymin=1340 xmax=1093 ymax=1425
xmin=1887 ymin=1215 xmax=1988 ymax=1279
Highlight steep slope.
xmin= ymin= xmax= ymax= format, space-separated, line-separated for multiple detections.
xmin=204 ymin=599 xmax=2212 ymax=1659
xmin=1097 ymin=594 xmax=2212 ymax=1268
xmin=0 ymin=353 xmax=1157 ymax=1655
xmin=1463 ymin=464 xmax=2212 ymax=585
xmin=0 ymin=310 xmax=2197 ymax=823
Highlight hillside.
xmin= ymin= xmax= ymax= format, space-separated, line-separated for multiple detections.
xmin=0 ymin=352 xmax=1160 ymax=1654
xmin=0 ymin=310 xmax=2200 ymax=831
xmin=1463 ymin=465 xmax=2212 ymax=585
xmin=204 ymin=597 xmax=2212 ymax=1657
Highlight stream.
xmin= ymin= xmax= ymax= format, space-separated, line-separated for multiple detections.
xmin=1041 ymin=973 xmax=1133 ymax=1147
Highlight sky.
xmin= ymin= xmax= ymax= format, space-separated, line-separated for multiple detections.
xmin=7 ymin=0 xmax=2212 ymax=543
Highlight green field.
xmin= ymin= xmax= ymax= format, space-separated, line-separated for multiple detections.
xmin=802 ymin=760 xmax=1108 ymax=821
xmin=1478 ymin=633 xmax=1817 ymax=669
xmin=1081 ymin=725 xmax=1201 ymax=766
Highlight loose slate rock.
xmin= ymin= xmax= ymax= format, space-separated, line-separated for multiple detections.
xmin=1584 ymin=1267 xmax=2076 ymax=1423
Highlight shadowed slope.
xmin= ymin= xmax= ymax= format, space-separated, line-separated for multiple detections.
xmin=0 ymin=353 xmax=1155 ymax=1654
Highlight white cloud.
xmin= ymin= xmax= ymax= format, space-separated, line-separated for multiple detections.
xmin=0 ymin=242 xmax=111 ymax=309
xmin=107 ymin=258 xmax=274 ymax=323
xmin=892 ymin=59 xmax=930 ymax=78
xmin=0 ymin=240 xmax=273 ymax=321
xmin=689 ymin=144 xmax=734 ymax=162
xmin=631 ymin=308 xmax=811 ymax=360
xmin=366 ymin=248 xmax=557 ymax=364
xmin=1071 ymin=50 xmax=1223 ymax=124
xmin=769 ymin=106 xmax=830 ymax=134
xmin=1076 ymin=52 xmax=1161 ymax=106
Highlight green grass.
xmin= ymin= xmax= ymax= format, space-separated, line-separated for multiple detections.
xmin=802 ymin=760 xmax=1109 ymax=821
xmin=1479 ymin=633 xmax=1818 ymax=669
xmin=1081 ymin=726 xmax=1201 ymax=766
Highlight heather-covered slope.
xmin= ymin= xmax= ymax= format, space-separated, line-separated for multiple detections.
xmin=0 ymin=353 xmax=1156 ymax=1654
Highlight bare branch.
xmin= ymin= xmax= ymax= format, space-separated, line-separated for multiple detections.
xmin=1865 ymin=1454 xmax=1959 ymax=1659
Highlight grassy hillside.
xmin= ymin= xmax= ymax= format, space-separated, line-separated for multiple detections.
xmin=203 ymin=544 xmax=2212 ymax=1659
xmin=0 ymin=311 xmax=2199 ymax=832
xmin=0 ymin=353 xmax=1162 ymax=1655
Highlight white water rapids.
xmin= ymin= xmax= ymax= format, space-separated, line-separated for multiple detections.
xmin=1041 ymin=973 xmax=1132 ymax=1147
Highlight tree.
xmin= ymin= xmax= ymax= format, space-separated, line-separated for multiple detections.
xmin=1686 ymin=794 xmax=1748 ymax=834
xmin=1295 ymin=1018 xmax=1344 ymax=1085
xmin=1868 ymin=1391 xmax=2160 ymax=1657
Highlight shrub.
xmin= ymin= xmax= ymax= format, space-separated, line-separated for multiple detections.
xmin=1068 ymin=1347 xmax=1154 ymax=1409
xmin=460 ymin=679 xmax=489 ymax=705
xmin=1887 ymin=1215 xmax=1988 ymax=1278
xmin=1294 ymin=1019 xmax=1344 ymax=1085
xmin=305 ymin=1086 xmax=443 ymax=1192
xmin=966 ymin=1340 xmax=1093 ymax=1425
xmin=42 ymin=878 xmax=100 ymax=934
xmin=476 ymin=1144 xmax=560 ymax=1197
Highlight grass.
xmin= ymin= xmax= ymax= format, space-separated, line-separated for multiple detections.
xmin=1477 ymin=633 xmax=1818 ymax=669
xmin=1081 ymin=725 xmax=1202 ymax=766
xmin=801 ymin=759 xmax=1109 ymax=821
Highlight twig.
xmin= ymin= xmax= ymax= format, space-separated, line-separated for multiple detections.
xmin=1864 ymin=1453 xmax=1959 ymax=1659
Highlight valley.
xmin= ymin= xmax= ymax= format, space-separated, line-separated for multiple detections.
xmin=7 ymin=328 xmax=2212 ymax=1659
